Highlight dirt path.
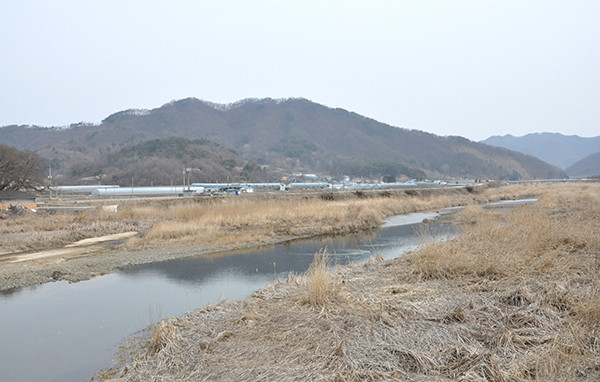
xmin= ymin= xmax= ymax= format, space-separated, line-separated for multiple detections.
xmin=64 ymin=232 xmax=139 ymax=248
xmin=3 ymin=232 xmax=140 ymax=264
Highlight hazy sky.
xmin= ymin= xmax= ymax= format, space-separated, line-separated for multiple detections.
xmin=1 ymin=1 xmax=598 ymax=141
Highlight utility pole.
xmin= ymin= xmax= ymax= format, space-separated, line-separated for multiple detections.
xmin=47 ymin=161 xmax=53 ymax=200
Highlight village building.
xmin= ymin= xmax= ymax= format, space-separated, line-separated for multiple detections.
xmin=0 ymin=190 xmax=37 ymax=210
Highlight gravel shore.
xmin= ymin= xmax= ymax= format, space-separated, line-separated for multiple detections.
xmin=0 ymin=236 xmax=303 ymax=293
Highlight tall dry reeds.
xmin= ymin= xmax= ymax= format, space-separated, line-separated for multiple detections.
xmin=407 ymin=184 xmax=600 ymax=380
xmin=137 ymin=184 xmax=551 ymax=250
xmin=3 ymin=182 xmax=591 ymax=254
xmin=302 ymin=250 xmax=340 ymax=306
xmin=411 ymin=186 xmax=600 ymax=280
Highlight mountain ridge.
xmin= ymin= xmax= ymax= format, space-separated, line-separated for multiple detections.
xmin=481 ymin=132 xmax=600 ymax=170
xmin=566 ymin=151 xmax=600 ymax=177
xmin=0 ymin=98 xmax=565 ymax=183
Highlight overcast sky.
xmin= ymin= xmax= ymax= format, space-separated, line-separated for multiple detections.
xmin=1 ymin=1 xmax=598 ymax=141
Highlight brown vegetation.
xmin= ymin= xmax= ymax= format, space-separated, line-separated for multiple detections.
xmin=302 ymin=250 xmax=341 ymax=306
xmin=0 ymin=207 xmax=145 ymax=253
xmin=1 ymin=183 xmax=544 ymax=255
xmin=99 ymin=183 xmax=600 ymax=381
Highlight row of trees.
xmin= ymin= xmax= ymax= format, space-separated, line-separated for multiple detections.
xmin=0 ymin=139 xmax=271 ymax=190
xmin=0 ymin=144 xmax=44 ymax=191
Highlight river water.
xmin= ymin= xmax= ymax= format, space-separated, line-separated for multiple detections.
xmin=1 ymin=202 xmax=534 ymax=382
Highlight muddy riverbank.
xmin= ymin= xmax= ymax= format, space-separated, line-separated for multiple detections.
xmin=0 ymin=236 xmax=305 ymax=293
xmin=0 ymin=211 xmax=454 ymax=292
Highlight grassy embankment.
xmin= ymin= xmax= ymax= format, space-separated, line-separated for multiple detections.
xmin=101 ymin=183 xmax=599 ymax=381
xmin=4 ymin=184 xmax=541 ymax=254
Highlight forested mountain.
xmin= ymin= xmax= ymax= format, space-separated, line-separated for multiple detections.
xmin=67 ymin=137 xmax=266 ymax=186
xmin=481 ymin=133 xmax=600 ymax=170
xmin=0 ymin=98 xmax=564 ymax=184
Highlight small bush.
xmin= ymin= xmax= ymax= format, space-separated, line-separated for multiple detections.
xmin=319 ymin=192 xmax=335 ymax=201
xmin=353 ymin=190 xmax=367 ymax=198
xmin=147 ymin=321 xmax=177 ymax=355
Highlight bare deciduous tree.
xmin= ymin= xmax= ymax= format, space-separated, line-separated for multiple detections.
xmin=0 ymin=144 xmax=45 ymax=190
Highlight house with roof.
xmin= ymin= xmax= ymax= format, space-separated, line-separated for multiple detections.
xmin=0 ymin=190 xmax=37 ymax=210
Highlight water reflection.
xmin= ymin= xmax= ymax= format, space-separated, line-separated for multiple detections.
xmin=121 ymin=221 xmax=451 ymax=286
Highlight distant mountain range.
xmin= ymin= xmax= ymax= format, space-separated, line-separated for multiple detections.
xmin=566 ymin=152 xmax=600 ymax=177
xmin=0 ymin=98 xmax=565 ymax=185
xmin=481 ymin=133 xmax=600 ymax=175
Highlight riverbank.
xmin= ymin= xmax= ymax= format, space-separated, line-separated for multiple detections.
xmin=0 ymin=184 xmax=551 ymax=292
xmin=99 ymin=183 xmax=600 ymax=381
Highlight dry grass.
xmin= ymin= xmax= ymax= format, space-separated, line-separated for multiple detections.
xmin=99 ymin=183 xmax=600 ymax=381
xmin=453 ymin=204 xmax=494 ymax=225
xmin=0 ymin=182 xmax=585 ymax=255
xmin=0 ymin=208 xmax=142 ymax=252
xmin=124 ymin=183 xmax=571 ymax=251
xmin=302 ymin=250 xmax=341 ymax=306
xmin=412 ymin=185 xmax=600 ymax=281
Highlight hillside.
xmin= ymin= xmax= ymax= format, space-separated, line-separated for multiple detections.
xmin=481 ymin=133 xmax=600 ymax=169
xmin=65 ymin=137 xmax=266 ymax=186
xmin=0 ymin=98 xmax=564 ymax=182
xmin=566 ymin=151 xmax=600 ymax=177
